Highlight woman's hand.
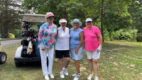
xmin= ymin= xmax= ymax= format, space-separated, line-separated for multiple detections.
xmin=75 ymin=32 xmax=84 ymax=54
xmin=97 ymin=45 xmax=102 ymax=53
xmin=41 ymin=46 xmax=46 ymax=51
xmin=75 ymin=48 xmax=79 ymax=54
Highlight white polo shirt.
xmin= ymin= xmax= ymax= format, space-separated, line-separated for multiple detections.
xmin=55 ymin=27 xmax=70 ymax=50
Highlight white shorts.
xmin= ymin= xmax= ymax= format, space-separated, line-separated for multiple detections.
xmin=86 ymin=50 xmax=100 ymax=59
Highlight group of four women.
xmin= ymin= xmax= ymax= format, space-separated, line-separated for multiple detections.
xmin=38 ymin=12 xmax=103 ymax=80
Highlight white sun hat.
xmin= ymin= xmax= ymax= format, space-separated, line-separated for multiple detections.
xmin=59 ymin=19 xmax=67 ymax=24
xmin=85 ymin=18 xmax=93 ymax=22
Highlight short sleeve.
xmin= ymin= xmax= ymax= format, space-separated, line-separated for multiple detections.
xmin=83 ymin=27 xmax=86 ymax=32
xmin=95 ymin=27 xmax=101 ymax=36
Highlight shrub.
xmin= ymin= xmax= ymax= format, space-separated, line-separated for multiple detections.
xmin=9 ymin=29 xmax=22 ymax=38
xmin=104 ymin=29 xmax=138 ymax=41
xmin=137 ymin=33 xmax=142 ymax=42
xmin=112 ymin=29 xmax=137 ymax=41
xmin=8 ymin=33 xmax=15 ymax=38
xmin=104 ymin=30 xmax=111 ymax=41
xmin=14 ymin=29 xmax=22 ymax=38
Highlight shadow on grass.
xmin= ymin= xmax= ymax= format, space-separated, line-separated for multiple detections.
xmin=15 ymin=62 xmax=42 ymax=68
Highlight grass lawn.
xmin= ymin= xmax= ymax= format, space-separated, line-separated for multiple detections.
xmin=0 ymin=41 xmax=142 ymax=80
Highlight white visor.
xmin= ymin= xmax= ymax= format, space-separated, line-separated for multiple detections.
xmin=59 ymin=19 xmax=67 ymax=24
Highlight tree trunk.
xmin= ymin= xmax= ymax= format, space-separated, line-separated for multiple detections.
xmin=101 ymin=0 xmax=104 ymax=42
xmin=1 ymin=25 xmax=8 ymax=38
xmin=62 ymin=8 xmax=67 ymax=18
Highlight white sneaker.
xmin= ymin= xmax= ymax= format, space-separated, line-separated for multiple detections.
xmin=87 ymin=74 xmax=93 ymax=80
xmin=49 ymin=74 xmax=54 ymax=79
xmin=73 ymin=73 xmax=80 ymax=80
xmin=73 ymin=77 xmax=79 ymax=80
xmin=44 ymin=75 xmax=49 ymax=80
xmin=94 ymin=76 xmax=99 ymax=80
xmin=60 ymin=71 xmax=65 ymax=78
xmin=72 ymin=73 xmax=77 ymax=77
xmin=63 ymin=68 xmax=69 ymax=76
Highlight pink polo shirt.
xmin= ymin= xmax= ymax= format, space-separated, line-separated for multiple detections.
xmin=83 ymin=26 xmax=101 ymax=51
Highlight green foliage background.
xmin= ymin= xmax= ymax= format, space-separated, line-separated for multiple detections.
xmin=0 ymin=0 xmax=141 ymax=40
xmin=22 ymin=0 xmax=142 ymax=41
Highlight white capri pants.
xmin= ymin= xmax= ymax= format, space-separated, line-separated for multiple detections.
xmin=86 ymin=50 xmax=100 ymax=59
xmin=40 ymin=47 xmax=54 ymax=76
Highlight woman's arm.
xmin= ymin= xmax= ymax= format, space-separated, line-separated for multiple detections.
xmin=38 ymin=26 xmax=46 ymax=50
xmin=97 ymin=34 xmax=103 ymax=52
xmin=98 ymin=34 xmax=103 ymax=46
xmin=54 ymin=29 xmax=58 ymax=44
xmin=53 ymin=26 xmax=57 ymax=44
xmin=95 ymin=27 xmax=103 ymax=46
xmin=75 ymin=32 xmax=84 ymax=54
xmin=38 ymin=27 xmax=43 ymax=42
xmin=52 ymin=26 xmax=57 ymax=37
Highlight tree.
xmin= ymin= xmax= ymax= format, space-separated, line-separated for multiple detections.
xmin=0 ymin=0 xmax=21 ymax=38
xmin=23 ymin=0 xmax=85 ymax=27
xmin=102 ymin=0 xmax=133 ymax=39
xmin=128 ymin=0 xmax=142 ymax=32
xmin=22 ymin=0 xmax=137 ymax=41
xmin=128 ymin=0 xmax=142 ymax=41
xmin=101 ymin=0 xmax=104 ymax=41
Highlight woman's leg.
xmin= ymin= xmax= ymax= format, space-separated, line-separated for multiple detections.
xmin=86 ymin=51 xmax=93 ymax=74
xmin=58 ymin=58 xmax=63 ymax=71
xmin=64 ymin=57 xmax=70 ymax=68
xmin=63 ymin=55 xmax=70 ymax=76
xmin=75 ymin=60 xmax=80 ymax=73
xmin=74 ymin=47 xmax=83 ymax=74
xmin=92 ymin=59 xmax=99 ymax=77
xmin=88 ymin=59 xmax=93 ymax=74
xmin=40 ymin=49 xmax=48 ymax=76
xmin=47 ymin=47 xmax=54 ymax=75
xmin=73 ymin=60 xmax=81 ymax=80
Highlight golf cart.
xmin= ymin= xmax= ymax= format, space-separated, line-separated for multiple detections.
xmin=14 ymin=14 xmax=46 ymax=67
xmin=0 ymin=39 xmax=7 ymax=64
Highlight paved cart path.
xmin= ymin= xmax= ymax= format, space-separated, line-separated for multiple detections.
xmin=0 ymin=39 xmax=21 ymax=47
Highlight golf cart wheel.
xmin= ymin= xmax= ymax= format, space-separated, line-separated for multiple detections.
xmin=0 ymin=52 xmax=7 ymax=64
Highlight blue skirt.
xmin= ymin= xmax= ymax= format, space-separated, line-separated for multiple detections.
xmin=70 ymin=47 xmax=83 ymax=60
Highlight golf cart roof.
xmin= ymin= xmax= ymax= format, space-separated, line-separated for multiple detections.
xmin=20 ymin=14 xmax=46 ymax=23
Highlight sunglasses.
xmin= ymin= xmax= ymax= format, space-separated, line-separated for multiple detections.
xmin=86 ymin=21 xmax=92 ymax=23
xmin=47 ymin=16 xmax=54 ymax=19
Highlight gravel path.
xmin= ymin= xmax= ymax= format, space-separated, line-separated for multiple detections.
xmin=0 ymin=39 xmax=21 ymax=47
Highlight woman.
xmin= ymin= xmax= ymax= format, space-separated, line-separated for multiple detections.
xmin=70 ymin=19 xmax=84 ymax=80
xmin=55 ymin=19 xmax=70 ymax=79
xmin=38 ymin=12 xmax=57 ymax=80
xmin=83 ymin=18 xmax=102 ymax=80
